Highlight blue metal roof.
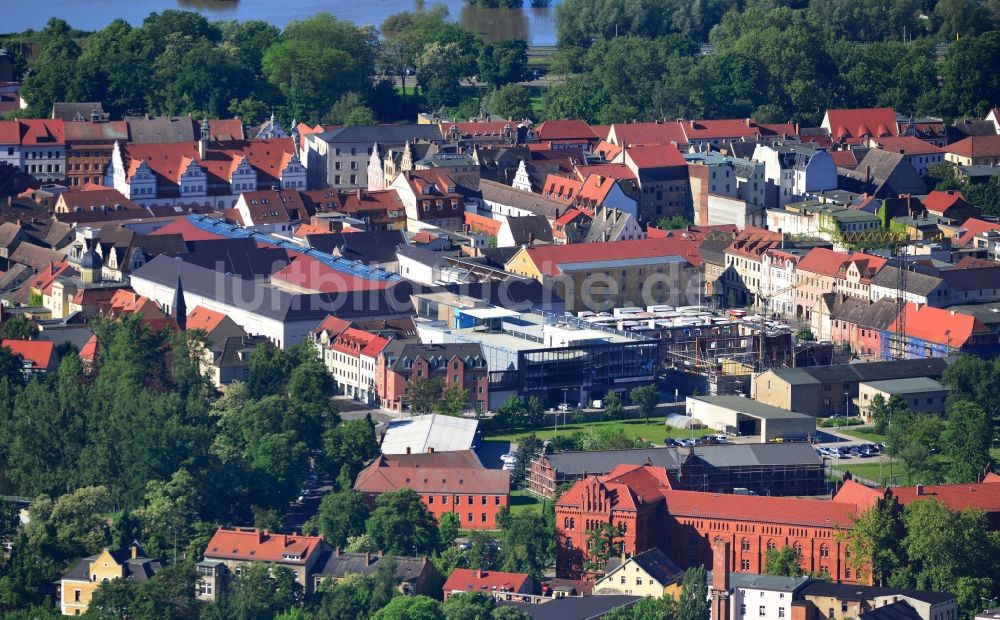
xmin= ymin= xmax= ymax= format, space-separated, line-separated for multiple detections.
xmin=184 ymin=215 xmax=402 ymax=282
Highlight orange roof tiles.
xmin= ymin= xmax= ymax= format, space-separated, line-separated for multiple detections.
xmin=147 ymin=216 xmax=227 ymax=241
xmin=830 ymin=150 xmax=859 ymax=168
xmin=662 ymin=488 xmax=860 ymax=528
xmin=354 ymin=463 xmax=510 ymax=495
xmin=536 ymin=119 xmax=598 ymax=141
xmin=609 ymin=122 xmax=686 ymax=147
xmin=121 ymin=138 xmax=296 ymax=187
xmin=887 ymin=303 xmax=989 ymax=347
xmin=624 ymin=144 xmax=687 ymax=169
xmin=0 ymin=119 xmax=65 ymax=146
xmin=313 ymin=315 xmax=352 ymax=337
xmin=922 ymin=190 xmax=971 ymax=216
xmin=574 ymin=163 xmax=636 ymax=181
xmin=825 ymin=108 xmax=899 ymax=141
xmin=205 ymin=527 xmax=324 ymax=565
xmin=57 ymin=188 xmax=142 ymax=212
xmin=955 ymin=218 xmax=1000 ymax=245
xmin=797 ymin=248 xmax=854 ymax=277
xmin=832 ymin=479 xmax=884 ymax=510
xmin=186 ymin=306 xmax=228 ymax=333
xmin=945 ymin=135 xmax=1000 ymax=158
xmin=270 ymin=254 xmax=393 ymax=293
xmin=464 ymin=211 xmax=503 ymax=236
xmin=1 ymin=339 xmax=55 ymax=370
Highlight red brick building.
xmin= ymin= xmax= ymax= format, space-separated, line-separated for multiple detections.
xmin=354 ymin=451 xmax=510 ymax=530
xmin=375 ymin=342 xmax=489 ymax=414
xmin=556 ymin=466 xmax=1000 ymax=582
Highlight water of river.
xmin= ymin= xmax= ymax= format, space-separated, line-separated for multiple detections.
xmin=2 ymin=0 xmax=558 ymax=45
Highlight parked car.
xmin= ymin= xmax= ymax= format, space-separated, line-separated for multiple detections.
xmin=710 ymin=434 xmax=728 ymax=444
xmin=831 ymin=447 xmax=851 ymax=459
xmin=664 ymin=438 xmax=682 ymax=447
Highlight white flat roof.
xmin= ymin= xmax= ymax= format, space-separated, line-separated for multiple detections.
xmin=462 ymin=307 xmax=522 ymax=319
xmin=380 ymin=414 xmax=479 ymax=454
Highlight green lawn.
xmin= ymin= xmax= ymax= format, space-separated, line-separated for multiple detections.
xmin=829 ymin=460 xmax=901 ymax=486
xmin=509 ymin=490 xmax=543 ymax=516
xmin=838 ymin=426 xmax=888 ymax=444
xmin=484 ymin=416 xmax=713 ymax=444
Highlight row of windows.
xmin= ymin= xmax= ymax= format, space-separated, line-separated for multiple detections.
xmin=427 ymin=495 xmax=500 ymax=505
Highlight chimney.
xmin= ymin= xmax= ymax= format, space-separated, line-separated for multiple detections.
xmin=475 ymin=569 xmax=483 ymax=578
xmin=356 ymin=187 xmax=362 ymax=199
xmin=406 ymin=446 xmax=411 ymax=454
xmin=365 ymin=551 xmax=371 ymax=564
xmin=865 ymin=166 xmax=872 ymax=183
xmin=916 ymin=483 xmax=924 ymax=496
xmin=711 ymin=538 xmax=732 ymax=620
xmin=427 ymin=446 xmax=435 ymax=453
xmin=130 ymin=543 xmax=140 ymax=559
xmin=335 ymin=547 xmax=341 ymax=556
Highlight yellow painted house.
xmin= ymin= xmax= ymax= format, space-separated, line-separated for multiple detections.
xmin=59 ymin=543 xmax=163 ymax=616
xmin=593 ymin=548 xmax=684 ymax=598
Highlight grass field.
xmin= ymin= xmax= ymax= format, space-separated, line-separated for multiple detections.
xmin=509 ymin=490 xmax=543 ymax=516
xmin=838 ymin=426 xmax=888 ymax=444
xmin=484 ymin=417 xmax=714 ymax=444
xmin=829 ymin=460 xmax=899 ymax=485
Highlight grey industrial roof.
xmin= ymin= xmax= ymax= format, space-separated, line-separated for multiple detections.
xmin=690 ymin=395 xmax=813 ymax=420
xmin=727 ymin=573 xmax=811 ymax=593
xmin=768 ymin=358 xmax=951 ymax=386
xmin=498 ymin=595 xmax=640 ymax=620
xmin=477 ymin=179 xmax=564 ymax=219
xmin=947 ymin=302 xmax=1000 ymax=326
xmin=860 ymin=601 xmax=924 ymax=620
xmin=799 ymin=581 xmax=956 ymax=605
xmin=306 ymin=230 xmax=407 ymax=265
xmin=506 ymin=214 xmax=554 ymax=244
xmin=396 ymin=244 xmax=447 ymax=268
xmin=543 ymin=442 xmax=821 ymax=476
xmin=860 ymin=377 xmax=947 ymax=394
xmin=869 ymin=265 xmax=943 ymax=296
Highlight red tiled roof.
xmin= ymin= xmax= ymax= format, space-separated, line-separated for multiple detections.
xmin=313 ymin=315 xmax=352 ymax=337
xmin=464 ymin=211 xmax=503 ymax=236
xmin=536 ymin=119 xmax=598 ymax=141
xmin=0 ymin=118 xmax=65 ymax=146
xmin=543 ymin=174 xmax=583 ymax=205
xmin=624 ymin=144 xmax=686 ymax=169
xmin=681 ymin=118 xmax=761 ymax=141
xmin=270 ymin=254 xmax=394 ymax=293
xmin=57 ymin=188 xmax=142 ymax=212
xmin=609 ymin=122 xmax=687 ymax=147
xmin=725 ymin=227 xmax=783 ymax=259
xmin=825 ymin=108 xmax=899 ymax=141
xmin=922 ymin=190 xmax=971 ymax=216
xmin=832 ymin=479 xmax=884 ymax=510
xmin=573 ymin=163 xmax=636 ymax=181
xmin=79 ymin=334 xmax=98 ymax=364
xmin=796 ymin=248 xmax=854 ymax=277
xmin=30 ymin=260 xmax=77 ymax=295
xmin=354 ymin=462 xmax=510 ymax=495
xmin=887 ymin=303 xmax=989 ymax=347
xmin=951 ymin=256 xmax=998 ymax=269
xmin=944 ymin=135 xmax=1000 ymax=158
xmin=954 ymin=218 xmax=1000 ymax=245
xmin=444 ymin=568 xmax=531 ymax=594
xmin=148 ymin=216 xmax=227 ymax=241
xmin=186 ymin=305 xmax=228 ymax=333
xmin=871 ymin=136 xmax=944 ymax=156
xmin=662 ymin=488 xmax=859 ymax=528
xmin=892 ymin=482 xmax=1000 ymax=513
xmin=984 ymin=472 xmax=1000 ymax=483
xmin=521 ymin=237 xmax=703 ymax=276
xmin=204 ymin=527 xmax=324 ymax=564
xmin=594 ymin=140 xmax=623 ymax=161
xmin=1 ymin=339 xmax=54 ymax=370
xmin=830 ymin=150 xmax=859 ymax=168
xmin=120 ymin=138 xmax=297 ymax=187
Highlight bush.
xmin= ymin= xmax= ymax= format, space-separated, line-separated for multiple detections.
xmin=817 ymin=416 xmax=864 ymax=428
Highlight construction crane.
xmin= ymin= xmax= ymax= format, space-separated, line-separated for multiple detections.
xmin=755 ymin=282 xmax=802 ymax=317
xmin=837 ymin=229 xmax=911 ymax=360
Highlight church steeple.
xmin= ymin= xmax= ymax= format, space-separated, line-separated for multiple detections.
xmin=172 ymin=274 xmax=187 ymax=331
